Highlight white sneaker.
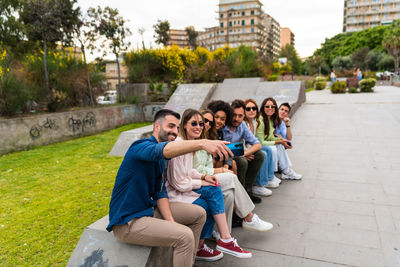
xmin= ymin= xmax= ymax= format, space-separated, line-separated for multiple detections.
xmin=275 ymin=177 xmax=282 ymax=184
xmin=252 ymin=185 xmax=272 ymax=196
xmin=265 ymin=176 xmax=280 ymax=188
xmin=212 ymin=230 xmax=221 ymax=242
xmin=243 ymin=214 xmax=273 ymax=232
xmin=281 ymin=169 xmax=302 ymax=180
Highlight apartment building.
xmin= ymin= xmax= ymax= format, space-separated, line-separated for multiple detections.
xmin=280 ymin=27 xmax=295 ymax=48
xmin=197 ymin=0 xmax=281 ymax=58
xmin=167 ymin=29 xmax=189 ymax=48
xmin=343 ymin=0 xmax=400 ymax=32
xmin=265 ymin=14 xmax=281 ymax=58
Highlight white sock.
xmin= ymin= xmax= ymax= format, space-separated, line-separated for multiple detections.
xmin=220 ymin=237 xmax=234 ymax=243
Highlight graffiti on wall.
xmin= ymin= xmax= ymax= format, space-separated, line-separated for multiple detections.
xmin=143 ymin=104 xmax=164 ymax=121
xmin=29 ymin=118 xmax=59 ymax=139
xmin=68 ymin=112 xmax=96 ymax=133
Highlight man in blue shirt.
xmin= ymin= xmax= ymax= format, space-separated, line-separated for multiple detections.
xmin=222 ymin=100 xmax=265 ymax=203
xmin=107 ymin=109 xmax=232 ymax=267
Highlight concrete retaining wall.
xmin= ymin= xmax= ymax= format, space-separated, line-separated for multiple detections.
xmin=0 ymin=103 xmax=164 ymax=155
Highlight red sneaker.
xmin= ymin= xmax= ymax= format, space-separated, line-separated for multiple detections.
xmin=216 ymin=238 xmax=252 ymax=258
xmin=195 ymin=243 xmax=223 ymax=261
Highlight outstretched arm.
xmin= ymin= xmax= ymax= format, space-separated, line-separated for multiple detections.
xmin=163 ymin=139 xmax=233 ymax=160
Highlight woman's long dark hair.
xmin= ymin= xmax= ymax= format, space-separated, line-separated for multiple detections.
xmin=179 ymin=108 xmax=206 ymax=140
xmin=244 ymin=99 xmax=260 ymax=131
xmin=260 ymin=97 xmax=281 ymax=137
xmin=199 ymin=109 xmax=217 ymax=140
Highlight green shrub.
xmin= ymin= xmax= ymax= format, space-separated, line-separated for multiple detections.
xmin=330 ymin=81 xmax=347 ymax=94
xmin=267 ymin=74 xmax=278 ymax=81
xmin=47 ymin=89 xmax=67 ymax=112
xmin=0 ymin=73 xmax=32 ymax=116
xmin=359 ymin=78 xmax=376 ymax=92
xmin=305 ymin=80 xmax=313 ymax=89
xmin=314 ymin=76 xmax=327 ymax=90
xmin=349 ymin=87 xmax=358 ymax=93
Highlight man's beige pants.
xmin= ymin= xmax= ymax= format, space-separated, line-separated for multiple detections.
xmin=113 ymin=202 xmax=206 ymax=267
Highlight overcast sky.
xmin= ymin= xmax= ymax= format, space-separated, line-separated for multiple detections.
xmin=77 ymin=0 xmax=344 ymax=60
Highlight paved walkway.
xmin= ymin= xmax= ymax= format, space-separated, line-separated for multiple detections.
xmin=197 ymin=86 xmax=400 ymax=267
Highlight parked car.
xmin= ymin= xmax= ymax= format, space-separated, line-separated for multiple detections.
xmin=105 ymin=90 xmax=117 ymax=97
xmin=97 ymin=95 xmax=111 ymax=104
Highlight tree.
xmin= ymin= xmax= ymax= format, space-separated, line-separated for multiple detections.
xmin=72 ymin=11 xmax=99 ymax=105
xmin=383 ymin=20 xmax=400 ymax=72
xmin=332 ymin=56 xmax=354 ymax=72
xmin=185 ymin=26 xmax=198 ymax=50
xmin=153 ymin=20 xmax=170 ymax=46
xmin=20 ymin=0 xmax=79 ymax=95
xmin=0 ymin=0 xmax=24 ymax=49
xmin=278 ymin=44 xmax=302 ymax=74
xmin=304 ymin=56 xmax=330 ymax=75
xmin=314 ymin=25 xmax=388 ymax=65
xmin=351 ymin=47 xmax=369 ymax=69
xmin=88 ymin=6 xmax=131 ymax=102
xmin=365 ymin=49 xmax=384 ymax=71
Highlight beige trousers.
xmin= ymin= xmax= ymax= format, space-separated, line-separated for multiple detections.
xmin=215 ymin=172 xmax=255 ymax=232
xmin=113 ymin=202 xmax=206 ymax=267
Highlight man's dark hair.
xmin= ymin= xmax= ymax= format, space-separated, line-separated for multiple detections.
xmin=154 ymin=109 xmax=180 ymax=123
xmin=279 ymin=102 xmax=291 ymax=112
xmin=207 ymin=100 xmax=233 ymax=125
xmin=231 ymin=99 xmax=246 ymax=111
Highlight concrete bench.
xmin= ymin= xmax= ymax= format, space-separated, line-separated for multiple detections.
xmin=67 ymin=215 xmax=173 ymax=267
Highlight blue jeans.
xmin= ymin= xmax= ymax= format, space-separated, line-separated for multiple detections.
xmin=193 ymin=185 xmax=225 ymax=239
xmin=255 ymin=145 xmax=274 ymax=186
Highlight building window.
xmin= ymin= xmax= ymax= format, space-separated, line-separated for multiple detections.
xmin=229 ymin=21 xmax=232 ymax=27
xmin=220 ymin=14 xmax=224 ymax=18
xmin=242 ymin=20 xmax=245 ymax=25
xmin=350 ymin=0 xmax=356 ymax=5
xmin=251 ymin=28 xmax=254 ymax=33
xmin=251 ymin=10 xmax=254 ymax=15
xmin=220 ymin=7 xmax=224 ymax=12
xmin=221 ymin=30 xmax=224 ymax=34
xmin=220 ymin=22 xmax=224 ymax=28
xmin=242 ymin=29 xmax=245 ymax=33
xmin=251 ymin=19 xmax=254 ymax=25
xmin=242 ymin=11 xmax=245 ymax=16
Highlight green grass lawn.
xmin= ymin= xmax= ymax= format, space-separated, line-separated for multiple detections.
xmin=0 ymin=122 xmax=150 ymax=266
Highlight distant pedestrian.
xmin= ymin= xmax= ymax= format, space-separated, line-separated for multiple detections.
xmin=357 ymin=68 xmax=363 ymax=81
xmin=330 ymin=70 xmax=336 ymax=83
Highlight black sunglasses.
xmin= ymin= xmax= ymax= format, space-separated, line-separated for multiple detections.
xmin=245 ymin=107 xmax=258 ymax=111
xmin=204 ymin=118 xmax=214 ymax=126
xmin=191 ymin=121 xmax=204 ymax=127
xmin=264 ymin=105 xmax=276 ymax=109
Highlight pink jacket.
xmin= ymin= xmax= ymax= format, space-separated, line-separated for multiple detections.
xmin=166 ymin=137 xmax=203 ymax=203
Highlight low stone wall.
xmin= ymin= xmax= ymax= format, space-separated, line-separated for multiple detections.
xmin=0 ymin=103 xmax=164 ymax=155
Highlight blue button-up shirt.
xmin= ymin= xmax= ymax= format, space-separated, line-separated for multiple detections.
xmin=107 ymin=135 xmax=169 ymax=232
xmin=275 ymin=121 xmax=287 ymax=139
xmin=222 ymin=122 xmax=260 ymax=145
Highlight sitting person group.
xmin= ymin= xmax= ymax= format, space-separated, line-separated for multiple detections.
xmin=106 ymin=97 xmax=302 ymax=266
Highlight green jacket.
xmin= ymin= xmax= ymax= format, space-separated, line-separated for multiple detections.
xmin=255 ymin=119 xmax=280 ymax=146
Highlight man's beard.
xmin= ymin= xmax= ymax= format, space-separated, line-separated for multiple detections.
xmin=158 ymin=128 xmax=177 ymax=142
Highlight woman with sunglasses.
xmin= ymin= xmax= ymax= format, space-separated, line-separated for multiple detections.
xmin=244 ymin=99 xmax=280 ymax=193
xmin=166 ymin=109 xmax=252 ymax=261
xmin=256 ymin=97 xmax=302 ymax=180
xmin=206 ymin=101 xmax=237 ymax=173
xmin=195 ymin=109 xmax=273 ymax=235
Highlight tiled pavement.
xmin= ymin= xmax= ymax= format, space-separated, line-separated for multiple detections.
xmin=196 ymin=86 xmax=400 ymax=267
